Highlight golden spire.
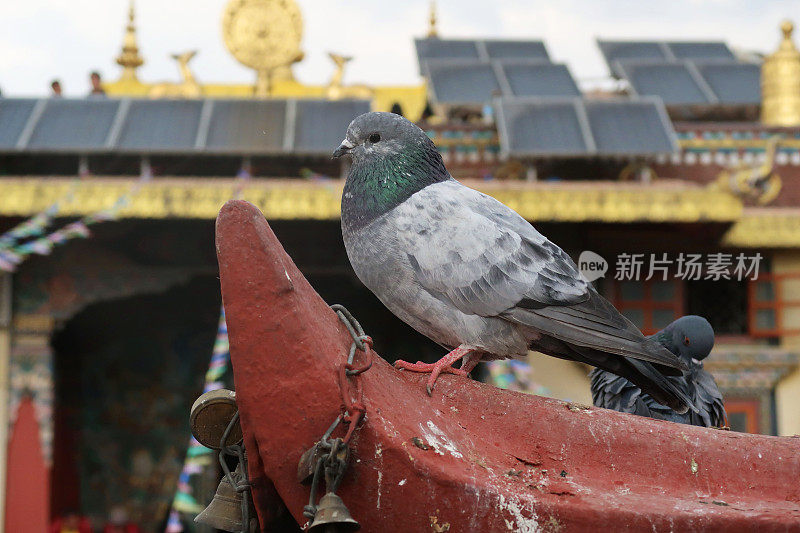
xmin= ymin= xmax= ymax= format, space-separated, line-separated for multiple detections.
xmin=116 ymin=0 xmax=145 ymax=82
xmin=427 ymin=1 xmax=438 ymax=38
xmin=761 ymin=20 xmax=800 ymax=126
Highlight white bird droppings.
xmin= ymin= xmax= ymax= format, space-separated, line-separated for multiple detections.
xmin=497 ymin=494 xmax=540 ymax=532
xmin=420 ymin=420 xmax=463 ymax=459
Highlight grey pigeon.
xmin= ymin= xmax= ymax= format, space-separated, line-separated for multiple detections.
xmin=334 ymin=112 xmax=692 ymax=413
xmin=590 ymin=316 xmax=726 ymax=427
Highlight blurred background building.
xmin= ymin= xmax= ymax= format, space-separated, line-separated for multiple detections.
xmin=1 ymin=0 xmax=800 ymax=530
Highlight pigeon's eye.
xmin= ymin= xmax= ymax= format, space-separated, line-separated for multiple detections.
xmin=683 ymin=336 xmax=690 ymax=346
xmin=369 ymin=133 xmax=381 ymax=143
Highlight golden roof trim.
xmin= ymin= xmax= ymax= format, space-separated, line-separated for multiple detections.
xmin=723 ymin=208 xmax=800 ymax=248
xmin=0 ymin=178 xmax=742 ymax=223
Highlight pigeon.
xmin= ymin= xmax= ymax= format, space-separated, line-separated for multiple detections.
xmin=334 ymin=112 xmax=692 ymax=413
xmin=590 ymin=316 xmax=726 ymax=427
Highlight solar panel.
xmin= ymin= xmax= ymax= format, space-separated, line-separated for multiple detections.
xmin=667 ymin=41 xmax=736 ymax=61
xmin=424 ymin=61 xmax=500 ymax=104
xmin=27 ymin=99 xmax=120 ymax=150
xmin=496 ymin=97 xmax=677 ymax=157
xmin=204 ymin=100 xmax=286 ymax=153
xmin=618 ymin=62 xmax=712 ymax=104
xmin=0 ymin=99 xmax=37 ymax=149
xmin=293 ymin=99 xmax=370 ymax=154
xmin=415 ymin=38 xmax=480 ymax=65
xmin=484 ymin=40 xmax=549 ymax=60
xmin=598 ymin=41 xmax=668 ymax=75
xmin=695 ymin=63 xmax=760 ymax=104
xmin=496 ymin=99 xmax=590 ymax=156
xmin=598 ymin=39 xmax=739 ymax=78
xmin=116 ymin=100 xmax=203 ymax=151
xmin=584 ymin=100 xmax=676 ymax=155
xmin=500 ymin=62 xmax=580 ymax=97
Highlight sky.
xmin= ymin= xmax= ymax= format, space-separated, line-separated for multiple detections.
xmin=1 ymin=0 xmax=799 ymax=97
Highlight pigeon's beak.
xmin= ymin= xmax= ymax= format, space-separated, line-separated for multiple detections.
xmin=332 ymin=138 xmax=355 ymax=159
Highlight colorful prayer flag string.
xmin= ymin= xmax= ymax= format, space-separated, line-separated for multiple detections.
xmin=166 ymin=307 xmax=231 ymax=533
xmin=0 ymin=179 xmax=81 ymax=251
xmin=0 ymin=178 xmax=145 ymax=273
xmin=166 ymin=172 xmax=249 ymax=532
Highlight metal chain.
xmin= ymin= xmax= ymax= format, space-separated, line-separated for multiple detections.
xmin=301 ymin=304 xmax=374 ymax=523
xmin=219 ymin=410 xmax=253 ymax=533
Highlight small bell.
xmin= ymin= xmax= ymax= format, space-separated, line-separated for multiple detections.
xmin=195 ymin=475 xmax=243 ymax=532
xmin=308 ymin=492 xmax=360 ymax=532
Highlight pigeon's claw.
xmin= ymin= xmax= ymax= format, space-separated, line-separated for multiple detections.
xmin=393 ymin=345 xmax=476 ymax=395
xmin=393 ymin=360 xmax=469 ymax=376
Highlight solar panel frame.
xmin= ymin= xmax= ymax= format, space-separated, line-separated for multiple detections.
xmin=495 ymin=97 xmax=594 ymax=158
xmin=496 ymin=60 xmax=581 ymax=97
xmin=202 ymin=99 xmax=287 ymax=154
xmin=615 ymin=61 xmax=716 ymax=105
xmin=25 ymin=98 xmax=122 ymax=151
xmin=423 ymin=59 xmax=502 ymax=105
xmin=114 ymin=99 xmax=204 ymax=152
xmin=291 ymin=99 xmax=370 ymax=155
xmin=584 ymin=97 xmax=678 ymax=155
xmin=0 ymin=99 xmax=38 ymax=150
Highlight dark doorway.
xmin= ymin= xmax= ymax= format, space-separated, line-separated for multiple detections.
xmin=51 ymin=276 xmax=222 ymax=530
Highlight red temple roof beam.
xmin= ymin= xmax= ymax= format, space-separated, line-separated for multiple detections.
xmin=216 ymin=200 xmax=800 ymax=532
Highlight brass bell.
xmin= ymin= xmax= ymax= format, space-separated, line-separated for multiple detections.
xmin=189 ymin=389 xmax=242 ymax=450
xmin=308 ymin=492 xmax=360 ymax=532
xmin=195 ymin=475 xmax=243 ymax=532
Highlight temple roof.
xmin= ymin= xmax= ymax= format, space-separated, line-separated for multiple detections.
xmin=0 ymin=98 xmax=369 ymax=156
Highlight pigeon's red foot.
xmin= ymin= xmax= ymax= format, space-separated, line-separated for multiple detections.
xmin=393 ymin=345 xmax=477 ymax=395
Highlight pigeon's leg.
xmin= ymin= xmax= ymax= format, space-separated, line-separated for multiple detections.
xmin=394 ymin=345 xmax=475 ymax=395
xmin=460 ymin=351 xmax=483 ymax=374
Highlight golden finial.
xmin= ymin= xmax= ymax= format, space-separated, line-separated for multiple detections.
xmin=428 ymin=1 xmax=438 ymax=38
xmin=115 ymin=0 xmax=144 ymax=82
xmin=761 ymin=19 xmax=800 ymax=126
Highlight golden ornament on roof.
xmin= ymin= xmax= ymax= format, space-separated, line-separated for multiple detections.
xmin=116 ymin=0 xmax=145 ymax=82
xmin=428 ymin=1 xmax=438 ymax=38
xmin=222 ymin=0 xmax=304 ymax=95
xmin=761 ymin=20 xmax=800 ymax=126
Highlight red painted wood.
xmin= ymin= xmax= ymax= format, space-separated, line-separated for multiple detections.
xmin=5 ymin=396 xmax=50 ymax=533
xmin=216 ymin=200 xmax=800 ymax=532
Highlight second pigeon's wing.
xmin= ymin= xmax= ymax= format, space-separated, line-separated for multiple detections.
xmin=689 ymin=368 xmax=727 ymax=427
xmin=590 ymin=368 xmax=654 ymax=416
xmin=397 ymin=180 xmax=590 ymax=317
xmin=590 ymin=368 xmax=690 ymax=422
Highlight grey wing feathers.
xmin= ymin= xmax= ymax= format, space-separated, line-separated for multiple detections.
xmin=505 ymin=288 xmax=688 ymax=372
xmin=403 ymin=182 xmax=590 ymax=317
xmin=404 ymin=182 xmax=686 ymax=372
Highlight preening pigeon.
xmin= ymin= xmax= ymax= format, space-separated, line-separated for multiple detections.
xmin=590 ymin=315 xmax=726 ymax=427
xmin=334 ymin=112 xmax=692 ymax=413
